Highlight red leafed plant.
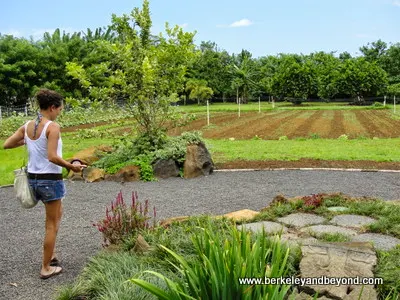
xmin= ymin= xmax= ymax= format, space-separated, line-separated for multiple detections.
xmin=93 ymin=191 xmax=157 ymax=246
xmin=302 ymin=194 xmax=324 ymax=207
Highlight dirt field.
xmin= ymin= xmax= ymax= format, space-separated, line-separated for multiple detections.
xmin=168 ymin=110 xmax=400 ymax=140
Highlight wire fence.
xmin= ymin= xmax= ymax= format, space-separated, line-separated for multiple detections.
xmin=0 ymin=95 xmax=398 ymax=121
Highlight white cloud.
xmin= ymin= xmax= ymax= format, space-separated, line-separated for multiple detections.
xmin=393 ymin=0 xmax=400 ymax=6
xmin=229 ymin=18 xmax=254 ymax=27
xmin=179 ymin=23 xmax=188 ymax=28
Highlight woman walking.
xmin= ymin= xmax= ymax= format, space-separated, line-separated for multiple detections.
xmin=3 ymin=89 xmax=85 ymax=279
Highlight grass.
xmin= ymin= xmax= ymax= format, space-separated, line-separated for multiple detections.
xmin=206 ymin=138 xmax=400 ymax=163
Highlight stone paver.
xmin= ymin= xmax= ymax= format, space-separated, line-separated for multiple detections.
xmin=280 ymin=233 xmax=319 ymax=247
xmin=237 ymin=221 xmax=287 ymax=235
xmin=300 ymin=242 xmax=377 ymax=300
xmin=277 ymin=213 xmax=326 ymax=228
xmin=351 ymin=233 xmax=400 ymax=251
xmin=300 ymin=225 xmax=358 ymax=238
xmin=330 ymin=214 xmax=376 ymax=228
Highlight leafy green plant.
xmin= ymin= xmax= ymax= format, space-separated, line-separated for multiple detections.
xmin=338 ymin=134 xmax=349 ymax=140
xmin=309 ymin=133 xmax=320 ymax=139
xmin=93 ymin=191 xmax=157 ymax=246
xmin=279 ymin=135 xmax=288 ymax=141
xmin=129 ymin=224 xmax=292 ymax=299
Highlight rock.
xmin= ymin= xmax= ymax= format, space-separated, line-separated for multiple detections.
xmin=67 ymin=169 xmax=84 ymax=181
xmin=351 ymin=233 xmax=400 ymax=251
xmin=105 ymin=165 xmax=140 ymax=182
xmin=160 ymin=216 xmax=190 ymax=228
xmin=222 ymin=209 xmax=259 ymax=222
xmin=300 ymin=225 xmax=358 ymax=238
xmin=299 ymin=242 xmax=377 ymax=300
xmin=82 ymin=167 xmax=105 ymax=183
xmin=183 ymin=143 xmax=214 ymax=179
xmin=330 ymin=215 xmax=376 ymax=229
xmin=132 ymin=234 xmax=151 ymax=254
xmin=70 ymin=145 xmax=113 ymax=165
xmin=277 ymin=213 xmax=326 ymax=228
xmin=237 ymin=221 xmax=288 ymax=235
xmin=153 ymin=159 xmax=180 ymax=179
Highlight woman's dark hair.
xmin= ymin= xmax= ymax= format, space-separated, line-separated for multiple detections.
xmin=36 ymin=89 xmax=64 ymax=110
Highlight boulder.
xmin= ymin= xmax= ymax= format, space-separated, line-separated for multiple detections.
xmin=183 ymin=143 xmax=214 ymax=179
xmin=160 ymin=216 xmax=190 ymax=228
xmin=222 ymin=209 xmax=259 ymax=222
xmin=70 ymin=145 xmax=113 ymax=166
xmin=105 ymin=165 xmax=140 ymax=182
xmin=153 ymin=159 xmax=180 ymax=179
xmin=83 ymin=167 xmax=105 ymax=183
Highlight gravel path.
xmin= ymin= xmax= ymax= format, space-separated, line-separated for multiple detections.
xmin=0 ymin=170 xmax=399 ymax=300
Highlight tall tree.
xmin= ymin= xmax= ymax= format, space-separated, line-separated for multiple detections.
xmin=67 ymin=0 xmax=197 ymax=146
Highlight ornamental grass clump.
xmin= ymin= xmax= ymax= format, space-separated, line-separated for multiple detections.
xmin=93 ymin=191 xmax=157 ymax=246
xmin=129 ymin=223 xmax=292 ymax=299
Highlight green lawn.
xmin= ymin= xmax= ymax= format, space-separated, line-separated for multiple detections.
xmin=206 ymin=138 xmax=400 ymax=163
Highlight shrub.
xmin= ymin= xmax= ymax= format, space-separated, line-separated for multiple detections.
xmin=338 ymin=134 xmax=348 ymax=140
xmin=93 ymin=191 xmax=157 ymax=246
xmin=279 ymin=135 xmax=288 ymax=141
xmin=129 ymin=223 xmax=292 ymax=299
xmin=302 ymin=194 xmax=324 ymax=208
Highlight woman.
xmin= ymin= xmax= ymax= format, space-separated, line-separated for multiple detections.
xmin=3 ymin=89 xmax=85 ymax=279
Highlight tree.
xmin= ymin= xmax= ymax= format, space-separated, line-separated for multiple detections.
xmin=270 ymin=54 xmax=317 ymax=102
xmin=0 ymin=35 xmax=41 ymax=105
xmin=359 ymin=39 xmax=387 ymax=62
xmin=188 ymin=41 xmax=233 ymax=101
xmin=67 ymin=0 xmax=197 ymax=147
xmin=230 ymin=50 xmax=258 ymax=103
xmin=185 ymin=79 xmax=213 ymax=104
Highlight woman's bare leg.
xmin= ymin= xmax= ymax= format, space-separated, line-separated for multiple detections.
xmin=41 ymin=199 xmax=63 ymax=276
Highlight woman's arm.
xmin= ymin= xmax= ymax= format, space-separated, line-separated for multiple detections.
xmin=3 ymin=126 xmax=25 ymax=149
xmin=47 ymin=123 xmax=85 ymax=172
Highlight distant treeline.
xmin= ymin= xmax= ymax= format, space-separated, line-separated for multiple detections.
xmin=1 ymin=24 xmax=399 ymax=106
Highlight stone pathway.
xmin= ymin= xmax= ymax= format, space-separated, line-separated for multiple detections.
xmin=235 ymin=211 xmax=400 ymax=300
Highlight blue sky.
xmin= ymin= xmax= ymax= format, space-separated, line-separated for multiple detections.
xmin=1 ymin=0 xmax=399 ymax=58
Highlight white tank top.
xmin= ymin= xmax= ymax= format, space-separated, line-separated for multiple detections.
xmin=25 ymin=120 xmax=63 ymax=174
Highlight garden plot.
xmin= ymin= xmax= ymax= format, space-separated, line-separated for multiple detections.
xmin=168 ymin=110 xmax=400 ymax=140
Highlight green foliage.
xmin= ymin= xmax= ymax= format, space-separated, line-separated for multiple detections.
xmin=93 ymin=191 xmax=156 ymax=246
xmin=0 ymin=113 xmax=29 ymax=138
xmin=153 ymin=131 xmax=204 ymax=163
xmin=375 ymin=247 xmax=400 ymax=299
xmin=129 ymin=222 xmax=292 ymax=299
xmin=318 ymin=233 xmax=350 ymax=242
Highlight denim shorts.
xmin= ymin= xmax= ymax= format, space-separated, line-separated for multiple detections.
xmin=29 ymin=179 xmax=66 ymax=202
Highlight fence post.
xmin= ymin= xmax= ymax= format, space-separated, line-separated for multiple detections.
xmin=25 ymin=104 xmax=28 ymax=116
xmin=206 ymin=100 xmax=210 ymax=126
xmin=258 ymin=97 xmax=261 ymax=113
xmin=384 ymin=96 xmax=386 ymax=107
xmin=395 ymin=96 xmax=397 ymax=114
xmin=238 ymin=97 xmax=241 ymax=118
